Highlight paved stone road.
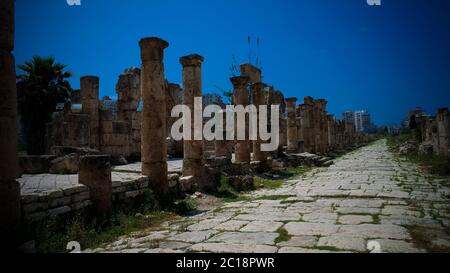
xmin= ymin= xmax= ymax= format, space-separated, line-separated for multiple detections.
xmin=85 ymin=140 xmax=450 ymax=253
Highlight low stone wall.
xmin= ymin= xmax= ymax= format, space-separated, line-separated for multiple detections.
xmin=21 ymin=185 xmax=91 ymax=223
xmin=20 ymin=172 xmax=183 ymax=224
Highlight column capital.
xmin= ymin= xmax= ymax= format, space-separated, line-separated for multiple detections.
xmin=286 ymin=97 xmax=298 ymax=104
xmin=180 ymin=54 xmax=205 ymax=67
xmin=251 ymin=82 xmax=265 ymax=90
xmin=80 ymin=76 xmax=99 ymax=83
xmin=230 ymin=76 xmax=250 ymax=88
xmin=139 ymin=37 xmax=169 ymax=62
xmin=304 ymin=96 xmax=314 ymax=105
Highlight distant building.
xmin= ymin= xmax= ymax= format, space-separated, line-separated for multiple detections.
xmin=354 ymin=110 xmax=371 ymax=133
xmin=342 ymin=111 xmax=355 ymax=124
xmin=101 ymin=96 xmax=118 ymax=118
xmin=343 ymin=109 xmax=375 ymax=134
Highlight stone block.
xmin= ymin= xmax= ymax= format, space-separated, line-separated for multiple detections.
xmin=62 ymin=185 xmax=88 ymax=196
xmin=79 ymin=155 xmax=112 ymax=214
xmin=49 ymin=196 xmax=72 ymax=208
xmin=22 ymin=202 xmax=48 ymax=214
xmin=72 ymin=200 xmax=92 ymax=211
xmin=49 ymin=154 xmax=79 ymax=174
xmin=18 ymin=155 xmax=56 ymax=174
xmin=71 ymin=191 xmax=90 ymax=203
xmin=24 ymin=212 xmax=46 ymax=223
xmin=48 ymin=206 xmax=71 ymax=217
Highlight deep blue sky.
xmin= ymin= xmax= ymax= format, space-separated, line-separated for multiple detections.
xmin=14 ymin=0 xmax=450 ymax=125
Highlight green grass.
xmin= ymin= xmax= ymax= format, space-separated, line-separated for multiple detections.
xmin=267 ymin=166 xmax=311 ymax=179
xmin=387 ymin=132 xmax=450 ymax=176
xmin=254 ymin=177 xmax=283 ymax=190
xmin=274 ymin=227 xmax=292 ymax=244
xmin=34 ymin=210 xmax=177 ymax=253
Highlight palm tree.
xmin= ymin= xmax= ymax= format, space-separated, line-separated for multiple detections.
xmin=17 ymin=56 xmax=73 ymax=155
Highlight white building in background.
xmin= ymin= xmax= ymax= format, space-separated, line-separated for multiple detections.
xmin=342 ymin=109 xmax=375 ymax=134
xmin=354 ymin=110 xmax=371 ymax=133
xmin=342 ymin=111 xmax=355 ymax=125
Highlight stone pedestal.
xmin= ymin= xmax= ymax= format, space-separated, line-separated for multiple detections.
xmin=79 ymin=155 xmax=112 ymax=215
xmin=0 ymin=0 xmax=21 ymax=246
xmin=231 ymin=76 xmax=251 ymax=163
xmin=139 ymin=37 xmax=169 ymax=195
xmin=81 ymin=76 xmax=100 ymax=149
xmin=252 ymin=82 xmax=267 ymax=161
xmin=286 ymin=98 xmax=298 ymax=153
xmin=180 ymin=54 xmax=205 ymax=177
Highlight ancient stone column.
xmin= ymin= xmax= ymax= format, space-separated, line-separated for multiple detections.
xmin=166 ymin=83 xmax=183 ymax=157
xmin=180 ymin=54 xmax=205 ymax=177
xmin=80 ymin=76 xmax=100 ymax=149
xmin=139 ymin=37 xmax=169 ymax=195
xmin=437 ymin=108 xmax=449 ymax=157
xmin=303 ymin=96 xmax=315 ymax=153
xmin=231 ymin=76 xmax=251 ymax=163
xmin=215 ymin=109 xmax=233 ymax=160
xmin=286 ymin=98 xmax=298 ymax=153
xmin=267 ymin=87 xmax=286 ymax=150
xmin=0 ymin=0 xmax=21 ymax=244
xmin=116 ymin=68 xmax=141 ymax=122
xmin=79 ymin=155 xmax=112 ymax=214
xmin=252 ymin=82 xmax=267 ymax=161
xmin=327 ymin=114 xmax=335 ymax=150
xmin=240 ymin=64 xmax=261 ymax=84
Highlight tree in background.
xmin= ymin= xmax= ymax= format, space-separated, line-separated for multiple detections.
xmin=17 ymin=56 xmax=72 ymax=155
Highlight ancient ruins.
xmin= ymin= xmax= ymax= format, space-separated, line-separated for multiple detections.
xmin=2 ymin=0 xmax=449 ymax=253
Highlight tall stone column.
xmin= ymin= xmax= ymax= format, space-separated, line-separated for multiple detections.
xmin=79 ymin=155 xmax=112 ymax=215
xmin=180 ymin=54 xmax=205 ymax=177
xmin=240 ymin=64 xmax=261 ymax=84
xmin=231 ymin=76 xmax=251 ymax=163
xmin=437 ymin=108 xmax=449 ymax=157
xmin=139 ymin=37 xmax=169 ymax=195
xmin=303 ymin=96 xmax=315 ymax=153
xmin=0 ymin=0 xmax=21 ymax=245
xmin=80 ymin=76 xmax=100 ymax=149
xmin=286 ymin=98 xmax=298 ymax=153
xmin=215 ymin=109 xmax=233 ymax=160
xmin=327 ymin=114 xmax=335 ymax=150
xmin=252 ymin=82 xmax=267 ymax=161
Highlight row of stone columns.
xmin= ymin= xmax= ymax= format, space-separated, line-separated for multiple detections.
xmin=419 ymin=108 xmax=450 ymax=158
xmin=0 ymin=0 xmax=21 ymax=246
xmin=136 ymin=36 xmax=361 ymax=197
xmin=287 ymin=96 xmax=357 ymax=154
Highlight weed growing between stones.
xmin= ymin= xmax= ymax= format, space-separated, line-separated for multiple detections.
xmin=274 ymin=227 xmax=292 ymax=244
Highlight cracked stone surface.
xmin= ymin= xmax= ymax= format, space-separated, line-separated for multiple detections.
xmin=85 ymin=140 xmax=450 ymax=253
